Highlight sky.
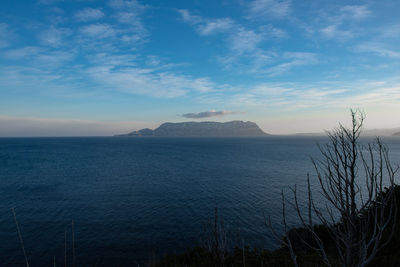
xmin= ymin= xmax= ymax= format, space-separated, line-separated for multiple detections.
xmin=0 ymin=0 xmax=400 ymax=136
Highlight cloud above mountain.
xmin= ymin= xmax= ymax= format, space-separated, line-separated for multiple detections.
xmin=182 ymin=110 xmax=238 ymax=119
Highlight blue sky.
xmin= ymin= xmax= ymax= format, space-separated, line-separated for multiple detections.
xmin=0 ymin=0 xmax=400 ymax=136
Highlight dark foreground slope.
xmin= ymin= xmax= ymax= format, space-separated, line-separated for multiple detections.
xmin=117 ymin=121 xmax=269 ymax=137
xmin=155 ymin=185 xmax=400 ymax=267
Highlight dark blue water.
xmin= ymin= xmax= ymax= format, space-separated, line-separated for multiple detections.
xmin=1 ymin=137 xmax=400 ymax=266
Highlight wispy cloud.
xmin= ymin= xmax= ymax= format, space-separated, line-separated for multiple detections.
xmin=178 ymin=9 xmax=203 ymax=24
xmin=75 ymin=8 xmax=105 ymax=21
xmin=259 ymin=24 xmax=287 ymax=39
xmin=218 ymin=50 xmax=317 ymax=76
xmin=109 ymin=1 xmax=147 ymax=25
xmin=356 ymin=42 xmax=400 ymax=58
xmin=246 ymin=0 xmax=291 ymax=19
xmin=1 ymin=50 xmax=218 ymax=99
xmin=0 ymin=23 xmax=14 ymax=48
xmin=3 ymin=46 xmax=43 ymax=59
xmin=37 ymin=26 xmax=72 ymax=47
xmin=179 ymin=8 xmax=282 ymax=52
xmin=3 ymin=46 xmax=75 ymax=69
xmin=80 ymin=23 xmax=115 ymax=39
xmin=108 ymin=0 xmax=148 ymax=43
xmin=320 ymin=24 xmax=353 ymax=40
xmin=264 ymin=52 xmax=318 ymax=76
xmin=108 ymin=0 xmax=146 ymax=11
xmin=340 ymin=5 xmax=370 ymax=20
xmin=230 ymin=27 xmax=262 ymax=53
xmin=86 ymin=65 xmax=217 ymax=98
xmin=198 ymin=18 xmax=234 ymax=35
xmin=178 ymin=9 xmax=265 ymax=54
xmin=178 ymin=10 xmax=269 ymax=72
xmin=0 ymin=65 xmax=90 ymax=100
xmin=34 ymin=50 xmax=76 ymax=67
xmin=178 ymin=9 xmax=234 ymax=36
xmin=182 ymin=110 xmax=237 ymax=119
xmin=324 ymin=5 xmax=371 ymax=24
xmin=197 ymin=79 xmax=400 ymax=116
xmin=381 ymin=24 xmax=400 ymax=39
xmin=203 ymin=82 xmax=347 ymax=108
xmin=318 ymin=5 xmax=370 ymax=41
xmin=177 ymin=9 xmax=316 ymax=76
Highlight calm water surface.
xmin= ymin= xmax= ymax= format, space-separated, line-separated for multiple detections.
xmin=1 ymin=137 xmax=400 ymax=266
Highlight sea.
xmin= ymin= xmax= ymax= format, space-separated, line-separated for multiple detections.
xmin=1 ymin=136 xmax=400 ymax=266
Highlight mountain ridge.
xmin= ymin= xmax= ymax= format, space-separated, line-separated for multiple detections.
xmin=116 ymin=120 xmax=269 ymax=137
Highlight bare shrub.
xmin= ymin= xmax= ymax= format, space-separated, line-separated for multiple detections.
xmin=270 ymin=110 xmax=398 ymax=267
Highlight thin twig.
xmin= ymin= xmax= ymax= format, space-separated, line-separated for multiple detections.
xmin=72 ymin=220 xmax=76 ymax=267
xmin=64 ymin=229 xmax=67 ymax=267
xmin=12 ymin=208 xmax=29 ymax=267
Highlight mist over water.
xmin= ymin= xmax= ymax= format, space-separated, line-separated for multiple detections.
xmin=1 ymin=137 xmax=400 ymax=266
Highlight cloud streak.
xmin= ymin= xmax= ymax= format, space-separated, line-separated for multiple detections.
xmin=80 ymin=24 xmax=115 ymax=39
xmin=182 ymin=110 xmax=237 ymax=119
xmin=356 ymin=42 xmax=400 ymax=58
xmin=37 ymin=26 xmax=72 ymax=47
xmin=75 ymin=8 xmax=105 ymax=21
xmin=86 ymin=63 xmax=217 ymax=98
xmin=246 ymin=0 xmax=291 ymax=19
xmin=317 ymin=5 xmax=370 ymax=41
xmin=0 ymin=23 xmax=14 ymax=48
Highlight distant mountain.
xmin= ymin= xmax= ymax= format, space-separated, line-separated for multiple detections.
xmin=393 ymin=132 xmax=400 ymax=136
xmin=116 ymin=121 xmax=269 ymax=137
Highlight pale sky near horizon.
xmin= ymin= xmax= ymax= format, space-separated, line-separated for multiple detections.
xmin=1 ymin=0 xmax=400 ymax=136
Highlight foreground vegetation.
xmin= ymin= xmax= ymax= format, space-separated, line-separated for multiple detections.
xmin=155 ymin=185 xmax=400 ymax=267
